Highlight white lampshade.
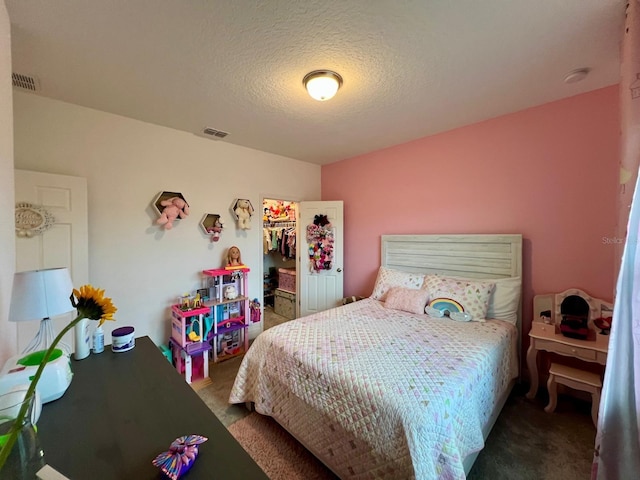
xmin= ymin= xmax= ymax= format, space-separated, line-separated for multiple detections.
xmin=9 ymin=268 xmax=75 ymax=323
xmin=9 ymin=268 xmax=75 ymax=354
xmin=303 ymin=70 xmax=343 ymax=101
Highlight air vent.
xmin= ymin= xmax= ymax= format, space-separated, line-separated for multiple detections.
xmin=12 ymin=73 xmax=40 ymax=92
xmin=202 ymin=127 xmax=229 ymax=139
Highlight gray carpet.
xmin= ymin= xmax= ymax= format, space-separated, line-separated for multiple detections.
xmin=197 ymin=308 xmax=596 ymax=479
xmin=467 ymin=384 xmax=595 ymax=479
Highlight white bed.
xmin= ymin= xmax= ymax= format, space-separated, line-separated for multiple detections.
xmin=230 ymin=234 xmax=522 ymax=479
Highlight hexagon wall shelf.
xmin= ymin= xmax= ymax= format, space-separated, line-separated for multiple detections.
xmin=152 ymin=191 xmax=190 ymax=229
xmin=230 ymin=198 xmax=254 ymax=230
xmin=200 ymin=213 xmax=223 ymax=242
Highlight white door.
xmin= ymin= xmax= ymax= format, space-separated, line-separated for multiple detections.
xmin=14 ymin=169 xmax=89 ymax=353
xmin=297 ymin=201 xmax=344 ymax=317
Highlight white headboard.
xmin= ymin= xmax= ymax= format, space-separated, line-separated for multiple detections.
xmin=381 ymin=234 xmax=522 ymax=279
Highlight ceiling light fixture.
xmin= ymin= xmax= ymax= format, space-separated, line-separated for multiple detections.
xmin=564 ymin=68 xmax=590 ymax=84
xmin=303 ymin=70 xmax=343 ymax=101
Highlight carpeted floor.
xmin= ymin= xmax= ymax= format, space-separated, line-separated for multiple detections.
xmin=467 ymin=383 xmax=595 ymax=479
xmin=227 ymin=412 xmax=339 ymax=480
xmin=197 ymin=308 xmax=597 ymax=479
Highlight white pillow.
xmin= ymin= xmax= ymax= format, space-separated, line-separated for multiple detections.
xmin=425 ymin=274 xmax=521 ymax=324
xmin=370 ymin=266 xmax=426 ymax=301
xmin=486 ymin=276 xmax=521 ymax=324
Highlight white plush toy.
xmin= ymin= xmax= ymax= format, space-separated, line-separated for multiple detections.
xmin=233 ymin=199 xmax=253 ymax=230
xmin=223 ymin=285 xmax=238 ymax=300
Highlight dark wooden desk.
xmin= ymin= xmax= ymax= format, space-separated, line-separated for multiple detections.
xmin=38 ymin=336 xmax=267 ymax=479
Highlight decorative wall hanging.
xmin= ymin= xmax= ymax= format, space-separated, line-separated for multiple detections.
xmin=153 ymin=191 xmax=190 ymax=230
xmin=230 ymin=198 xmax=254 ymax=230
xmin=306 ymin=214 xmax=334 ymax=271
xmin=200 ymin=214 xmax=223 ymax=242
xmin=15 ymin=202 xmax=55 ymax=237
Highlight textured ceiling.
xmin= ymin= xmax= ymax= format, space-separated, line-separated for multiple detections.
xmin=5 ymin=0 xmax=625 ymax=165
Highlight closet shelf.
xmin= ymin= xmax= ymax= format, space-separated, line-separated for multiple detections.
xmin=263 ymin=220 xmax=296 ymax=228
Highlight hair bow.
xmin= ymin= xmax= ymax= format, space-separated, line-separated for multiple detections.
xmin=152 ymin=435 xmax=208 ymax=480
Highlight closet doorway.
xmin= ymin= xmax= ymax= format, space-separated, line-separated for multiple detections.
xmin=262 ymin=198 xmax=298 ymax=330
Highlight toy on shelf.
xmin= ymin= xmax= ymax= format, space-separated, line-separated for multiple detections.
xmin=264 ymin=199 xmax=296 ymax=222
xmin=250 ymin=298 xmax=261 ymax=323
xmin=225 ymin=246 xmax=245 ymax=270
xmin=224 ymin=284 xmax=238 ymax=300
xmin=202 ymin=267 xmax=250 ymax=362
xmin=200 ymin=213 xmax=223 ymax=242
xmin=153 ymin=191 xmax=190 ymax=230
xmin=171 ymin=303 xmax=210 ymax=354
xmin=230 ymin=198 xmax=254 ymax=230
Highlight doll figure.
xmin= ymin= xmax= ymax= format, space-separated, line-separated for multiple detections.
xmin=226 ymin=246 xmax=243 ymax=267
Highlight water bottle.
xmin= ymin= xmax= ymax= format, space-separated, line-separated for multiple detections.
xmin=92 ymin=325 xmax=104 ymax=354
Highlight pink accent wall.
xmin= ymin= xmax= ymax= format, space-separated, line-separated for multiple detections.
xmin=322 ymin=86 xmax=619 ymax=341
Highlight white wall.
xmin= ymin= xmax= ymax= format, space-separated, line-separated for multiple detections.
xmin=0 ymin=0 xmax=16 ymax=365
xmin=13 ymin=91 xmax=321 ymax=346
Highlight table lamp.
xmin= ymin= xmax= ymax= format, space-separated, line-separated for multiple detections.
xmin=8 ymin=267 xmax=75 ymax=354
xmin=2 ymin=268 xmax=76 ymax=403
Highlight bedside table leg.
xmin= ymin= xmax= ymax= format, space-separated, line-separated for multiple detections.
xmin=526 ymin=343 xmax=538 ymax=400
xmin=544 ymin=373 xmax=557 ymax=413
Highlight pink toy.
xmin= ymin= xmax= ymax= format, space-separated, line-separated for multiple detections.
xmin=157 ymin=197 xmax=190 ymax=230
xmin=206 ymin=219 xmax=223 ymax=242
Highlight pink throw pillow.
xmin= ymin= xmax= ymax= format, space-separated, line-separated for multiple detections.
xmin=385 ymin=287 xmax=430 ymax=314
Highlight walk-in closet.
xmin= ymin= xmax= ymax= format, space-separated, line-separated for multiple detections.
xmin=262 ymin=198 xmax=298 ymax=324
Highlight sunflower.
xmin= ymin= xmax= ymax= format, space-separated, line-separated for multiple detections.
xmin=71 ymin=285 xmax=117 ymax=325
xmin=0 ymin=283 xmax=117 ymax=473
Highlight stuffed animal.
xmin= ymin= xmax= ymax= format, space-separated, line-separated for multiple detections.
xmin=157 ymin=197 xmax=189 ymax=230
xmin=223 ymin=285 xmax=238 ymax=300
xmin=206 ymin=219 xmax=223 ymax=242
xmin=234 ymin=199 xmax=253 ymax=230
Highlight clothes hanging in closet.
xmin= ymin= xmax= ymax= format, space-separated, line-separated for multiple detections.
xmin=262 ymin=225 xmax=296 ymax=259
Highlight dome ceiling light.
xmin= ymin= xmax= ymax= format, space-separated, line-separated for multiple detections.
xmin=303 ymin=70 xmax=343 ymax=101
xmin=563 ymin=68 xmax=590 ymax=84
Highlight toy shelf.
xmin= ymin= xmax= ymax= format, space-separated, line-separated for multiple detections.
xmin=202 ymin=267 xmax=251 ymax=363
xmin=170 ymin=304 xmax=212 ymax=355
xmin=203 ymin=296 xmax=249 ymax=307
xmin=216 ymin=317 xmax=246 ymax=335
xmin=169 ymin=337 xmax=211 ymax=385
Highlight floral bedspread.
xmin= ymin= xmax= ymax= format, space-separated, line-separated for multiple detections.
xmin=229 ymin=298 xmax=518 ymax=479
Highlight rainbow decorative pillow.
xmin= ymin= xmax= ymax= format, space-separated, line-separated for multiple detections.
xmin=423 ymin=275 xmax=496 ymax=321
xmin=433 ymin=275 xmax=521 ymax=325
xmin=384 ymin=287 xmax=430 ymax=314
xmin=370 ymin=267 xmax=426 ymax=301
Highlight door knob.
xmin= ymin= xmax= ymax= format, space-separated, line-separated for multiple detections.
xmin=337 ymin=268 xmax=342 ymax=272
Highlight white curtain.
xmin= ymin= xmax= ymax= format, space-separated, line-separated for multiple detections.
xmin=593 ymin=1 xmax=640 ymax=478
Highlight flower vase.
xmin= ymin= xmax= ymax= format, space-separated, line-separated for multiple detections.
xmin=74 ymin=317 xmax=91 ymax=360
xmin=0 ymin=389 xmax=45 ymax=478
